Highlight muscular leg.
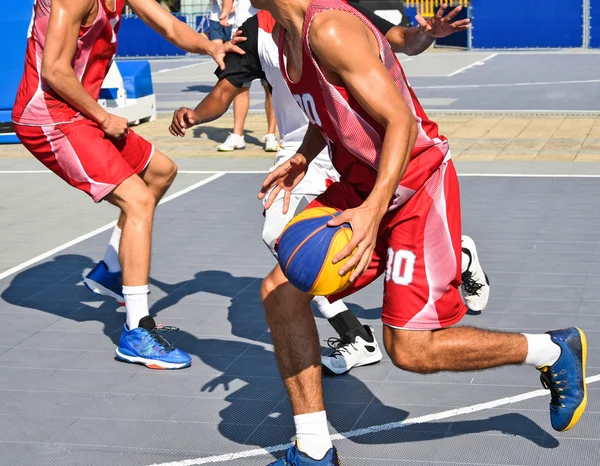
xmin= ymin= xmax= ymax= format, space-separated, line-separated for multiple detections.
xmin=105 ymin=175 xmax=155 ymax=288
xmin=261 ymin=266 xmax=333 ymax=457
xmin=261 ymin=266 xmax=323 ymax=414
xmin=264 ymin=85 xmax=277 ymax=135
xmin=108 ymin=150 xmax=177 ymax=271
xmin=233 ymin=87 xmax=250 ymax=136
xmin=384 ymin=326 xmax=528 ymax=374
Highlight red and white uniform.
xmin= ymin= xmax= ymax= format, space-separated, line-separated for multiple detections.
xmin=279 ymin=0 xmax=467 ymax=329
xmin=12 ymin=0 xmax=153 ymax=202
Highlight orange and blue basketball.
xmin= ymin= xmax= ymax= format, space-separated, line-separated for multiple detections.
xmin=277 ymin=207 xmax=355 ymax=296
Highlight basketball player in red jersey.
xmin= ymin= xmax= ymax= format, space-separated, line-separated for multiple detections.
xmin=254 ymin=1 xmax=587 ymax=463
xmin=12 ymin=0 xmax=244 ymax=370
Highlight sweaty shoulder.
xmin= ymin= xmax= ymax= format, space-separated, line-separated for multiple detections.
xmin=308 ymin=10 xmax=379 ymax=66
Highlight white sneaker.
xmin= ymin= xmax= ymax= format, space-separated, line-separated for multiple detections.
xmin=262 ymin=133 xmax=278 ymax=152
xmin=460 ymin=235 xmax=490 ymax=314
xmin=217 ymin=133 xmax=245 ymax=152
xmin=321 ymin=325 xmax=383 ymax=375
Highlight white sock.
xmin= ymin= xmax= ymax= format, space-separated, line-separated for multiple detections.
xmin=312 ymin=296 xmax=348 ymax=319
xmin=461 ymin=251 xmax=469 ymax=274
xmin=294 ymin=411 xmax=332 ymax=460
xmin=523 ymin=333 xmax=561 ymax=367
xmin=103 ymin=226 xmax=122 ymax=273
xmin=123 ymin=285 xmax=150 ymax=330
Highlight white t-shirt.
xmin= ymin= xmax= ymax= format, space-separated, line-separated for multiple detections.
xmin=233 ymin=0 xmax=259 ymax=28
xmin=210 ymin=0 xmax=235 ymax=25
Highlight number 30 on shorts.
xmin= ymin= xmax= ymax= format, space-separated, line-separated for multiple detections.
xmin=385 ymin=248 xmax=416 ymax=286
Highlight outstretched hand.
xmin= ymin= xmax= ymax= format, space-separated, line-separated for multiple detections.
xmin=258 ymin=154 xmax=309 ymax=213
xmin=327 ymin=203 xmax=383 ymax=283
xmin=415 ymin=4 xmax=471 ymax=38
xmin=209 ymin=30 xmax=247 ymax=70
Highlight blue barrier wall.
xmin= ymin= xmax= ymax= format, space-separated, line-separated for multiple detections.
xmin=591 ymin=0 xmax=600 ymax=48
xmin=117 ymin=15 xmax=188 ymax=57
xmin=0 ymin=0 xmax=33 ymax=143
xmin=471 ymin=0 xmax=583 ymax=48
xmin=435 ymin=6 xmax=470 ymax=49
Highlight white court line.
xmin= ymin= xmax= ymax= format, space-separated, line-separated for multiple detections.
xmin=152 ymin=61 xmax=213 ymax=74
xmin=447 ymin=53 xmax=499 ymax=77
xmin=148 ymin=374 xmax=600 ymax=466
xmin=0 ymin=172 xmax=226 ymax=282
xmin=414 ymin=78 xmax=600 ymax=91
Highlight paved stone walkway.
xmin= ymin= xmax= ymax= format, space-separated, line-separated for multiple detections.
xmin=3 ymin=114 xmax=599 ymax=161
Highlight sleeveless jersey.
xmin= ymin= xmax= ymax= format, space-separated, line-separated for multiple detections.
xmin=278 ymin=0 xmax=450 ymax=210
xmin=12 ymin=0 xmax=125 ymax=126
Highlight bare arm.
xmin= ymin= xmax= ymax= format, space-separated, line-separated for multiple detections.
xmin=310 ymin=11 xmax=418 ymax=279
xmin=42 ymin=0 xmax=127 ymax=137
xmin=219 ymin=0 xmax=233 ymax=25
xmin=169 ymin=78 xmax=240 ymax=137
xmin=295 ymin=123 xmax=327 ymax=165
xmin=127 ymin=0 xmax=245 ymax=68
xmin=385 ymin=5 xmax=471 ymax=56
xmin=312 ymin=11 xmax=417 ymax=218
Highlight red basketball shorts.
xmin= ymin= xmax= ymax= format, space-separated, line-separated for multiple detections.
xmin=15 ymin=119 xmax=154 ymax=202
xmin=308 ymin=160 xmax=468 ymax=330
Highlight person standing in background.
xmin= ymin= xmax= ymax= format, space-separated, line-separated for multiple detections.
xmin=217 ymin=0 xmax=278 ymax=153
xmin=208 ymin=0 xmax=234 ymax=44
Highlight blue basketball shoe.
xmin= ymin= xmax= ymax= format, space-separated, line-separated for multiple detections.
xmin=82 ymin=261 xmax=124 ymax=305
xmin=268 ymin=445 xmax=341 ymax=465
xmin=116 ymin=316 xmax=191 ymax=370
xmin=538 ymin=327 xmax=587 ymax=431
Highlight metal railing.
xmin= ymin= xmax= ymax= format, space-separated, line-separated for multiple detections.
xmin=404 ymin=1 xmax=470 ymax=17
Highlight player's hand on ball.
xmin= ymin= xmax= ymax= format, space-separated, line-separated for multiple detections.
xmin=328 ymin=204 xmax=382 ymax=283
xmin=416 ymin=4 xmax=471 ymax=38
xmin=169 ymin=107 xmax=200 ymax=137
xmin=100 ymin=114 xmax=129 ymax=139
xmin=258 ymin=154 xmax=309 ymax=214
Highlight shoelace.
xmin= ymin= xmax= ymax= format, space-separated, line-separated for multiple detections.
xmin=539 ymin=368 xmax=567 ymax=408
xmin=461 ymin=269 xmax=484 ymax=296
xmin=147 ymin=325 xmax=179 ymax=353
xmin=326 ymin=334 xmax=357 ymax=358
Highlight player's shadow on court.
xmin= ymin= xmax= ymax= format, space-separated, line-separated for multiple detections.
xmin=183 ymin=84 xmax=215 ymax=93
xmin=1 ymin=254 xmax=126 ymax=347
xmin=149 ymin=271 xmax=558 ymax=450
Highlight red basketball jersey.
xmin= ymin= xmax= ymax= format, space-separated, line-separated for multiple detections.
xmin=12 ymin=0 xmax=125 ymax=126
xmin=278 ymin=0 xmax=450 ymax=210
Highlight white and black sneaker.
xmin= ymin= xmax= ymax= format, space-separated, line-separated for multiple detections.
xmin=461 ymin=235 xmax=490 ymax=315
xmin=321 ymin=325 xmax=383 ymax=376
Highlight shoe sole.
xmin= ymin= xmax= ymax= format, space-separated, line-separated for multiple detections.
xmin=264 ymin=148 xmax=278 ymax=152
xmin=321 ymin=352 xmax=383 ymax=376
xmin=115 ymin=348 xmax=191 ymax=370
xmin=561 ymin=327 xmax=588 ymax=431
xmin=217 ymin=147 xmax=245 ymax=152
xmin=82 ymin=278 xmax=125 ymax=306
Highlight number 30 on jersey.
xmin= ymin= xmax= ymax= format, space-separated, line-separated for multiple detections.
xmin=385 ymin=248 xmax=416 ymax=286
xmin=293 ymin=93 xmax=322 ymax=127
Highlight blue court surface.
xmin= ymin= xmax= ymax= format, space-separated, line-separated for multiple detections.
xmin=147 ymin=51 xmax=600 ymax=114
xmin=0 ymin=158 xmax=600 ymax=466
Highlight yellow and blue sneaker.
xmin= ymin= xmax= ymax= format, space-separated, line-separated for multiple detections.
xmin=538 ymin=327 xmax=587 ymax=432
xmin=116 ymin=316 xmax=191 ymax=370
xmin=82 ymin=261 xmax=124 ymax=306
xmin=268 ymin=445 xmax=341 ymax=465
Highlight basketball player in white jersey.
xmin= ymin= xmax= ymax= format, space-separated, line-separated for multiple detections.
xmin=169 ymin=3 xmax=489 ymax=375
